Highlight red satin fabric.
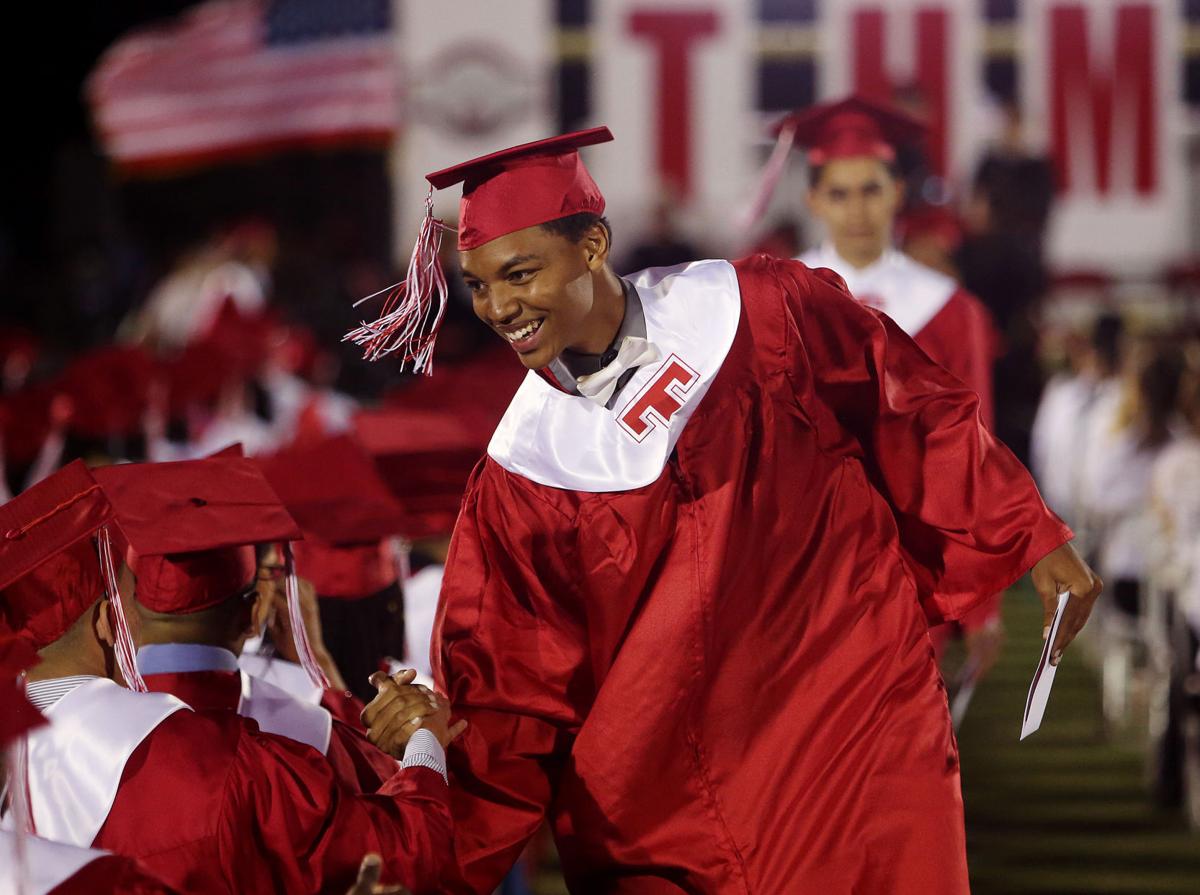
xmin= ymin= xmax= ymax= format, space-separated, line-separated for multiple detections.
xmin=914 ymin=288 xmax=999 ymax=431
xmin=142 ymin=669 xmax=397 ymax=792
xmin=91 ymin=709 xmax=451 ymax=894
xmin=434 ymin=255 xmax=1070 ymax=893
xmin=48 ymin=854 xmax=179 ymax=895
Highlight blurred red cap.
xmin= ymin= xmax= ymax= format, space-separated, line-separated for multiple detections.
xmin=0 ymin=460 xmax=114 ymax=650
xmin=776 ymin=95 xmax=925 ymax=166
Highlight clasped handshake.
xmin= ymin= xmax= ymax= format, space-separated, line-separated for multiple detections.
xmin=360 ymin=668 xmax=469 ymax=755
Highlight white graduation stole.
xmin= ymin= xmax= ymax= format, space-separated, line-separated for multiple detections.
xmin=22 ymin=679 xmax=187 ymax=847
xmin=488 ymin=259 xmax=742 ymax=493
xmin=237 ymin=671 xmax=332 ymax=755
xmin=0 ymin=830 xmax=112 ymax=895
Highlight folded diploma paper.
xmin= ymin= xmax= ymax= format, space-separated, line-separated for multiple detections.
xmin=1020 ymin=592 xmax=1070 ymax=740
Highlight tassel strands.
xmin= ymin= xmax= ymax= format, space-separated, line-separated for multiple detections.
xmin=96 ymin=526 xmax=147 ymax=693
xmin=282 ymin=541 xmax=331 ymax=691
xmin=345 ymin=186 xmax=452 ymax=375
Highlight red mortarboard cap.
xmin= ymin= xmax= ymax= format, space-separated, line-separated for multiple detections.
xmin=346 ymin=127 xmax=614 ymax=373
xmin=93 ymin=457 xmax=301 ymax=614
xmin=775 ymin=95 xmax=925 ymax=167
xmin=257 ymin=436 xmax=407 ymax=598
xmin=426 ymin=126 xmax=614 ymax=251
xmin=256 ymin=436 xmax=406 ymax=546
xmin=51 ymin=346 xmax=157 ymax=440
xmin=353 ymin=408 xmax=483 ymax=539
xmin=0 ymin=461 xmax=113 ymax=649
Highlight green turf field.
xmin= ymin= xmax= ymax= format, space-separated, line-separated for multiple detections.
xmin=958 ymin=585 xmax=1200 ymax=894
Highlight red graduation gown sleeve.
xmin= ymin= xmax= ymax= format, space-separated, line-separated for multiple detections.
xmin=913 ymin=288 xmax=998 ymax=430
xmin=433 ymin=463 xmax=588 ymax=895
xmin=142 ymin=670 xmax=398 ymax=793
xmin=773 ymin=256 xmax=1071 ymax=622
xmin=48 ymin=855 xmax=179 ymax=895
xmin=94 ymin=709 xmax=452 ymax=894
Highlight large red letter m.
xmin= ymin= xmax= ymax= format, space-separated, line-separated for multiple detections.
xmin=1050 ymin=4 xmax=1157 ymax=196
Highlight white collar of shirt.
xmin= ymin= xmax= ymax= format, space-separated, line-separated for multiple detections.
xmin=24 ymin=676 xmax=101 ymax=712
xmin=137 ymin=643 xmax=239 ymax=675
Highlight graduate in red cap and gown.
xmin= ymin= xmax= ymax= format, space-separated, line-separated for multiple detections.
xmin=0 ymin=460 xmax=456 ymax=894
xmin=348 ymin=128 xmax=1102 ymax=893
xmin=89 ymin=453 xmax=402 ymax=793
xmin=0 ymin=624 xmax=179 ymax=895
xmin=786 ymin=97 xmax=1006 ymax=662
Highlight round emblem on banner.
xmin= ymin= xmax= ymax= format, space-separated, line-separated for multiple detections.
xmin=407 ymin=43 xmax=546 ymax=138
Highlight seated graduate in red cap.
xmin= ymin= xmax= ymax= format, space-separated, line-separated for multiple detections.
xmin=90 ymin=454 xmax=408 ymax=794
xmin=783 ymin=97 xmax=1008 ymax=670
xmin=0 ymin=623 xmax=178 ymax=895
xmin=0 ymin=460 xmax=456 ymax=894
xmin=347 ymin=127 xmax=1102 ymax=893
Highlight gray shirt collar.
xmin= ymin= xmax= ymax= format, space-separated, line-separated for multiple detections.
xmin=547 ymin=279 xmax=647 ymax=401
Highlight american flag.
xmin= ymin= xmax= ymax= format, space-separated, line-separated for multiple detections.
xmin=87 ymin=0 xmax=396 ymax=172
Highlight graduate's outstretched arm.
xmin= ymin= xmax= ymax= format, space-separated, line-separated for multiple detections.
xmin=231 ymin=724 xmax=453 ymax=895
xmin=433 ymin=468 xmax=584 ymax=894
xmin=777 ymin=259 xmax=1094 ymax=632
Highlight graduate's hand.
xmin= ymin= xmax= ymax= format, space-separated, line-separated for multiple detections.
xmin=1030 ymin=541 xmax=1103 ymax=666
xmin=345 ymin=853 xmax=410 ymax=895
xmin=361 ymin=670 xmax=440 ymax=758
xmin=417 ymin=694 xmax=469 ymax=751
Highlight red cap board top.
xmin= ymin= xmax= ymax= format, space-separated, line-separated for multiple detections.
xmin=426 ymin=125 xmax=614 ymax=251
xmin=0 ymin=461 xmax=114 ymax=649
xmin=255 ymin=435 xmax=407 ymax=547
xmin=93 ymin=457 xmax=301 ymax=614
xmin=345 ymin=127 xmax=614 ymax=374
xmin=773 ymin=95 xmax=925 ymax=167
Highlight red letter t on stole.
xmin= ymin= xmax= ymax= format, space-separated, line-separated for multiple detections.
xmin=627 ymin=9 xmax=719 ymax=198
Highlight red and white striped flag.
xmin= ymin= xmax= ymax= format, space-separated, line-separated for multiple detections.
xmin=86 ymin=0 xmax=396 ymax=173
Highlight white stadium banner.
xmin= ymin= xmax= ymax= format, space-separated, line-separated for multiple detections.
xmin=392 ymin=0 xmax=554 ymax=256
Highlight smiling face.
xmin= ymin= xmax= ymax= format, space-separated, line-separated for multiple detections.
xmin=460 ymin=219 xmax=613 ymax=370
xmin=807 ymin=156 xmax=904 ymax=268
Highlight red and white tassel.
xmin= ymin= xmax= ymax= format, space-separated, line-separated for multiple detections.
xmin=282 ymin=542 xmax=330 ymax=690
xmin=96 ymin=526 xmax=147 ymax=693
xmin=734 ymin=119 xmax=800 ymax=237
xmin=6 ymin=726 xmax=33 ymax=895
xmin=344 ymin=186 xmax=451 ymax=375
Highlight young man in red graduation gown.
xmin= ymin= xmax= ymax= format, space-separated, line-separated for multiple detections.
xmin=350 ymin=127 xmax=1102 ymax=893
xmin=1 ymin=624 xmax=179 ymax=895
xmin=791 ymin=96 xmax=998 ymax=428
xmin=789 ymin=96 xmax=1005 ymax=668
xmin=89 ymin=455 xmax=403 ymax=793
xmin=0 ymin=460 xmax=456 ymax=894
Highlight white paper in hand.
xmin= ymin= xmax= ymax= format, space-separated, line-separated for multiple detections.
xmin=1020 ymin=592 xmax=1070 ymax=740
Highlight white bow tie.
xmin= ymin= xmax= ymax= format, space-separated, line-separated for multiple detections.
xmin=575 ymin=336 xmax=661 ymax=407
